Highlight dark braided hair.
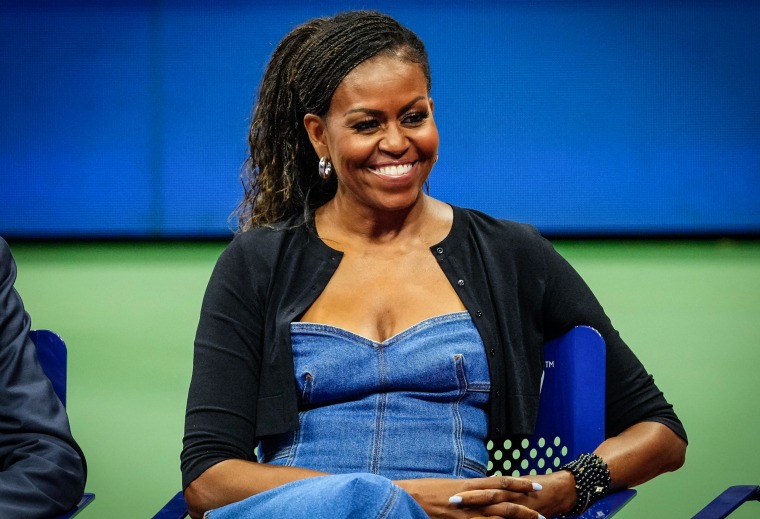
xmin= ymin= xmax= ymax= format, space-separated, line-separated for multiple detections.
xmin=235 ymin=10 xmax=431 ymax=231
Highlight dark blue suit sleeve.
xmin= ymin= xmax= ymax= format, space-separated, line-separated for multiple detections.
xmin=0 ymin=238 xmax=87 ymax=518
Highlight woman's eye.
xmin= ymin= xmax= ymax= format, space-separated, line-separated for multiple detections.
xmin=352 ymin=119 xmax=379 ymax=132
xmin=402 ymin=111 xmax=429 ymax=126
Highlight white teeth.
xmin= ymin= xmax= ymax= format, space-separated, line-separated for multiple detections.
xmin=371 ymin=163 xmax=413 ymax=177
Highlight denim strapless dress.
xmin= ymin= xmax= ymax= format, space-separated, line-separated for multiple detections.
xmin=257 ymin=311 xmax=491 ymax=480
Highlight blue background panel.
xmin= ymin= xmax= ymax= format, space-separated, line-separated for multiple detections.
xmin=1 ymin=1 xmax=758 ymax=238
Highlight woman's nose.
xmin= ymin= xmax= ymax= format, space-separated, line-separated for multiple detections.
xmin=379 ymin=124 xmax=409 ymax=154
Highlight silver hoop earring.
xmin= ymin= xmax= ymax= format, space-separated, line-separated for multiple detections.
xmin=318 ymin=157 xmax=333 ymax=180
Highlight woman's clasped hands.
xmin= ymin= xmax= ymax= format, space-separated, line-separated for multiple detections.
xmin=395 ymin=475 xmax=554 ymax=519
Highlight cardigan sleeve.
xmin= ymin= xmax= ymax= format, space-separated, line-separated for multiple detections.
xmin=0 ymin=238 xmax=87 ymax=518
xmin=537 ymin=235 xmax=687 ymax=442
xmin=181 ymin=236 xmax=267 ymax=489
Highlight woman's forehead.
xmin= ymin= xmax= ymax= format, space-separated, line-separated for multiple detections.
xmin=330 ymin=56 xmax=429 ymax=113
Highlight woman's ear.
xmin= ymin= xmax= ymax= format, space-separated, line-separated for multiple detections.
xmin=303 ymin=114 xmax=329 ymax=158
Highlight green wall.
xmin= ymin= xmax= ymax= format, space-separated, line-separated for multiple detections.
xmin=9 ymin=240 xmax=760 ymax=518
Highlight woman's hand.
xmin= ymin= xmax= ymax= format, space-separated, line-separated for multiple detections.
xmin=506 ymin=471 xmax=577 ymax=518
xmin=395 ymin=475 xmax=547 ymax=519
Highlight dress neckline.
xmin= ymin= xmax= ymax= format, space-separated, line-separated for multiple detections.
xmin=292 ymin=311 xmax=472 ymax=347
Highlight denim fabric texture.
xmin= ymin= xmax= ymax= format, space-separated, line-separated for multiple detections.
xmin=208 ymin=312 xmax=491 ymax=518
xmin=203 ymin=472 xmax=429 ymax=519
xmin=260 ymin=311 xmax=491 ymax=479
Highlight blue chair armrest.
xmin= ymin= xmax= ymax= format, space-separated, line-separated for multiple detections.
xmin=153 ymin=491 xmax=188 ymax=519
xmin=692 ymin=485 xmax=760 ymax=519
xmin=53 ymin=492 xmax=96 ymax=518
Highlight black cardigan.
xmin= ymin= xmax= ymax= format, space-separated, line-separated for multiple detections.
xmin=181 ymin=206 xmax=686 ymax=488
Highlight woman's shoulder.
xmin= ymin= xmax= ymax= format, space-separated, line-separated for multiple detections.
xmin=232 ymin=213 xmax=308 ymax=246
xmin=446 ymin=205 xmax=556 ymax=269
xmin=218 ymin=216 xmax=311 ymax=269
xmin=453 ymin=205 xmax=544 ymax=244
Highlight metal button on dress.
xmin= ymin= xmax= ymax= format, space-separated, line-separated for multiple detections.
xmin=490 ymin=348 xmax=496 ymax=357
xmin=457 ymin=279 xmax=465 ymax=286
xmin=476 ymin=311 xmax=482 ymax=318
xmin=436 ymin=247 xmax=444 ymax=254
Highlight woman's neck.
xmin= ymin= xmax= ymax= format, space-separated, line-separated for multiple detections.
xmin=315 ymin=194 xmax=450 ymax=250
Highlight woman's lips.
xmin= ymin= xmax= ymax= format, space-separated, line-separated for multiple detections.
xmin=368 ymin=161 xmax=416 ymax=178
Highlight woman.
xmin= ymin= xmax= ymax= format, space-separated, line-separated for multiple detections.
xmin=181 ymin=11 xmax=687 ymax=519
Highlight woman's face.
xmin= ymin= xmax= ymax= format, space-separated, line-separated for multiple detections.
xmin=305 ymin=53 xmax=439 ymax=214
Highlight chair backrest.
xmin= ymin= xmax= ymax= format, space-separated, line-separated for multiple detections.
xmin=487 ymin=325 xmax=605 ymax=476
xmin=29 ymin=329 xmax=68 ymax=407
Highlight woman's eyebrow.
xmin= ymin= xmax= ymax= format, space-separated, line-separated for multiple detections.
xmin=343 ymin=96 xmax=427 ymax=117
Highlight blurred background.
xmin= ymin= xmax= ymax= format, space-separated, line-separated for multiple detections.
xmin=2 ymin=0 xmax=759 ymax=239
xmin=2 ymin=0 xmax=759 ymax=517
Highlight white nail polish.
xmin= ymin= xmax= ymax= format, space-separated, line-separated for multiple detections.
xmin=538 ymin=515 xmax=546 ymax=519
xmin=532 ymin=482 xmax=543 ymax=491
xmin=449 ymin=495 xmax=463 ymax=504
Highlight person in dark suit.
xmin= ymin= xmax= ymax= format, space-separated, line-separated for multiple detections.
xmin=0 ymin=237 xmax=87 ymax=518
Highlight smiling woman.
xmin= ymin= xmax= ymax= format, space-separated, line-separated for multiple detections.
xmin=304 ymin=55 xmax=439 ymax=217
xmin=180 ymin=10 xmax=687 ymax=519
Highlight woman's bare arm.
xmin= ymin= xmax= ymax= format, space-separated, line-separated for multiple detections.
xmin=185 ymin=423 xmax=685 ymax=519
xmin=452 ymin=421 xmax=686 ymax=518
xmin=184 ymin=460 xmax=326 ymax=519
xmin=596 ymin=421 xmax=686 ymax=490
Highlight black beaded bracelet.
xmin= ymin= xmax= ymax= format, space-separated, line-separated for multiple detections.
xmin=558 ymin=453 xmax=611 ymax=517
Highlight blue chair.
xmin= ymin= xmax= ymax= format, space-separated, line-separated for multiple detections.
xmin=488 ymin=325 xmax=636 ymax=517
xmin=691 ymin=485 xmax=760 ymax=518
xmin=29 ymin=330 xmax=96 ymax=518
xmin=154 ymin=326 xmax=635 ymax=518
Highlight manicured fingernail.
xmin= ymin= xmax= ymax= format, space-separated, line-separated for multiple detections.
xmin=449 ymin=495 xmax=463 ymax=504
xmin=532 ymin=482 xmax=543 ymax=491
xmin=538 ymin=515 xmax=546 ymax=519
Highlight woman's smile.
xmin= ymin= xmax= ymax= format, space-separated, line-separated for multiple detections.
xmin=367 ymin=161 xmax=417 ymax=179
